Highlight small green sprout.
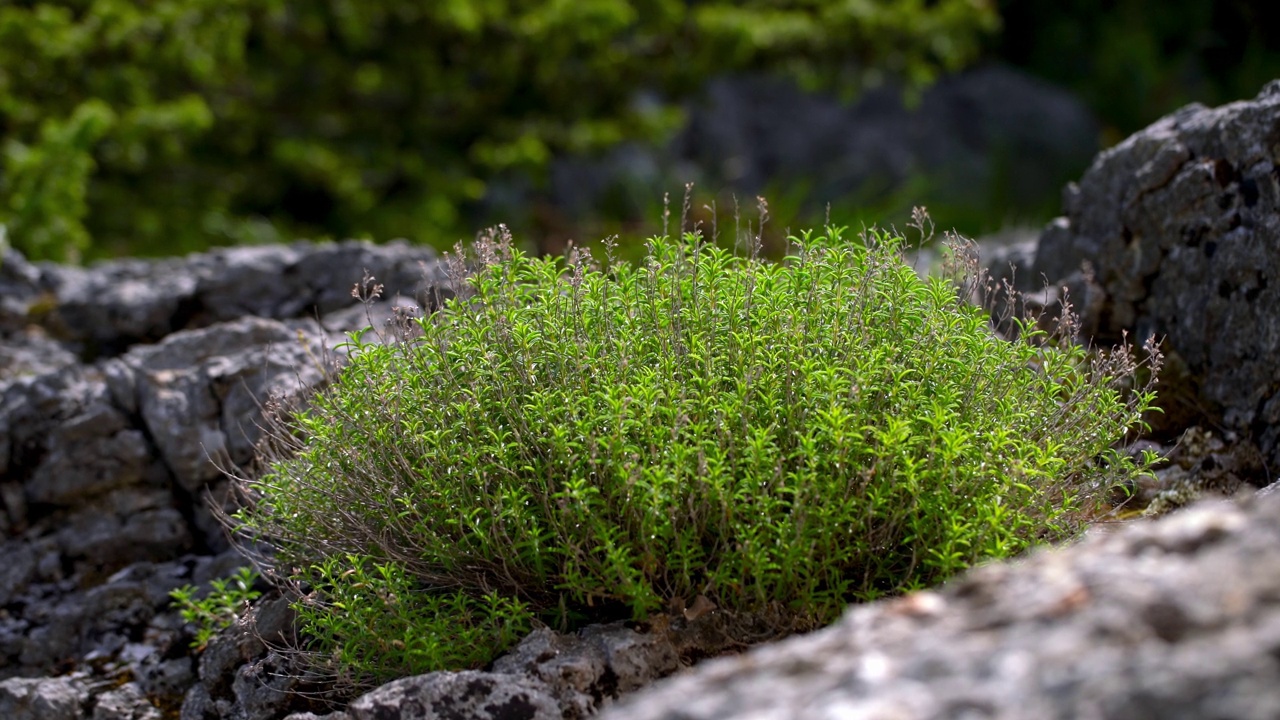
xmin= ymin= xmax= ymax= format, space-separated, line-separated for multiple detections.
xmin=169 ymin=567 xmax=262 ymax=650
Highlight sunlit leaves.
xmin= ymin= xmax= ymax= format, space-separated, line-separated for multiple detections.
xmin=235 ymin=221 xmax=1158 ymax=689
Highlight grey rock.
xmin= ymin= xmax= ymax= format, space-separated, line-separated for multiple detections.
xmin=230 ymin=651 xmax=305 ymax=720
xmin=0 ymin=326 xmax=80 ymax=393
xmin=1 ymin=480 xmax=27 ymax=534
xmin=195 ymin=595 xmax=295 ymax=696
xmin=133 ymin=653 xmax=197 ymax=700
xmin=55 ymin=488 xmax=191 ymax=570
xmin=346 ymin=671 xmax=562 ymax=720
xmin=603 ymin=494 xmax=1280 ymax=720
xmin=0 ymin=239 xmax=450 ymax=707
xmin=26 ymin=403 xmax=153 ymax=506
xmin=0 ymin=676 xmax=88 ymax=720
xmin=91 ymin=682 xmax=163 ymax=720
xmin=326 ymin=621 xmax=688 ymax=720
xmin=0 ymin=246 xmax=45 ymax=328
xmin=183 ymin=594 xmax=323 ymax=720
xmin=110 ymin=315 xmax=332 ymax=494
xmin=281 ymin=713 xmax=350 ymax=720
xmin=1033 ymin=80 xmax=1280 ymax=470
xmin=7 ymin=553 xmax=200 ymax=674
xmin=1 ymin=364 xmax=118 ymax=486
xmin=491 ymin=625 xmax=680 ymax=716
xmin=35 ymin=239 xmax=444 ymax=359
xmin=0 ymin=540 xmax=41 ymax=606
xmin=179 ymin=683 xmax=222 ymax=720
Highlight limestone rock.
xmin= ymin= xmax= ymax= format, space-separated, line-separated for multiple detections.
xmin=1033 ymin=79 xmax=1280 ymax=471
xmin=0 ymin=676 xmax=88 ymax=720
xmin=35 ymin=239 xmax=445 ymax=359
xmin=489 ymin=624 xmax=681 ymax=717
xmin=346 ymin=672 xmax=562 ymax=720
xmin=0 ymin=239 xmax=446 ymax=710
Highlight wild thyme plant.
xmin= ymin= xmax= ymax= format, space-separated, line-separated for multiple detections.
xmin=233 ymin=221 xmax=1159 ymax=689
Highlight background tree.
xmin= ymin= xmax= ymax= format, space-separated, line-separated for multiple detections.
xmin=0 ymin=0 xmax=998 ymax=262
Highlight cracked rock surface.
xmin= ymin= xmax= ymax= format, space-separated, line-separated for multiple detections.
xmin=0 ymin=240 xmax=447 ymax=718
xmin=1033 ymin=79 xmax=1280 ymax=473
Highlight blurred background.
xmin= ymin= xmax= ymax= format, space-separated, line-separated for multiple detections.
xmin=2 ymin=0 xmax=1277 ymax=263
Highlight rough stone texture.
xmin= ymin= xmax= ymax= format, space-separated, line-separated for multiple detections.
xmin=181 ymin=613 xmax=691 ymax=720
xmin=489 ymin=624 xmax=681 ymax=718
xmin=101 ymin=315 xmax=334 ymax=496
xmin=33 ymin=240 xmax=448 ymax=359
xmin=92 ymin=682 xmax=164 ymax=720
xmin=0 ymin=239 xmax=444 ymax=720
xmin=0 ymin=676 xmax=88 ymax=720
xmin=178 ymin=594 xmax=333 ymax=720
xmin=603 ymin=493 xmax=1280 ymax=720
xmin=1033 ymin=80 xmax=1280 ymax=471
xmin=346 ymin=672 xmax=563 ymax=720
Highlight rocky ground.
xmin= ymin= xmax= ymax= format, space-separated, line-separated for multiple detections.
xmin=3 ymin=79 xmax=1280 ymax=719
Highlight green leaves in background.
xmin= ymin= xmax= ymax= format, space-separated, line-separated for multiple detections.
xmin=995 ymin=0 xmax=1280 ymax=140
xmin=0 ymin=0 xmax=999 ymax=262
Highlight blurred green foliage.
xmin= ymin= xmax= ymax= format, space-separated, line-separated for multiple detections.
xmin=0 ymin=0 xmax=999 ymax=262
xmin=996 ymin=0 xmax=1280 ymax=141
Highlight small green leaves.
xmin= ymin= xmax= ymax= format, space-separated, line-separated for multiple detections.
xmin=169 ymin=567 xmax=262 ymax=651
xmin=234 ymin=221 xmax=1160 ymax=689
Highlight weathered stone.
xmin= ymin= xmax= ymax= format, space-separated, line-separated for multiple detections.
xmin=0 ymin=676 xmax=88 ymax=720
xmin=0 ymin=240 xmax=449 ymax=714
xmin=0 ymin=540 xmax=42 ymax=606
xmin=1033 ymin=79 xmax=1280 ymax=470
xmin=0 ymin=246 xmax=45 ymax=329
xmin=133 ymin=653 xmax=197 ymax=702
xmin=603 ymin=494 xmax=1280 ymax=720
xmin=346 ymin=671 xmax=562 ymax=720
xmin=91 ymin=682 xmax=163 ymax=720
xmin=178 ymin=683 xmax=222 ymax=720
xmin=26 ymin=404 xmax=153 ymax=506
xmin=34 ymin=240 xmax=444 ymax=359
xmin=0 ymin=326 xmax=81 ymax=393
xmin=109 ymin=316 xmax=331 ymax=494
xmin=1 ymin=364 xmax=117 ymax=487
xmin=490 ymin=624 xmax=681 ymax=717
xmin=55 ymin=488 xmax=191 ymax=571
xmin=230 ymin=651 xmax=306 ymax=720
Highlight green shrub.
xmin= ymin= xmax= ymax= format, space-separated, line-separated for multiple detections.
xmin=233 ymin=218 xmax=1159 ymax=690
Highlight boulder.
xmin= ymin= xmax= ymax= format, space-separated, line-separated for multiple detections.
xmin=603 ymin=493 xmax=1280 ymax=720
xmin=1033 ymin=79 xmax=1280 ymax=472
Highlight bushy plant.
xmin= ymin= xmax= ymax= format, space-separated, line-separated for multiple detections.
xmin=232 ymin=215 xmax=1159 ymax=690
